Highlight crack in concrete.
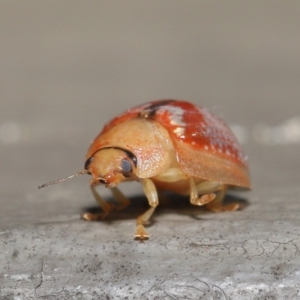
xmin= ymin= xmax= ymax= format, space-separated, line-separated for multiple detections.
xmin=34 ymin=258 xmax=44 ymax=294
xmin=143 ymin=274 xmax=228 ymax=299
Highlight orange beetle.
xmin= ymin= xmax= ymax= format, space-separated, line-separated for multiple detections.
xmin=39 ymin=100 xmax=250 ymax=239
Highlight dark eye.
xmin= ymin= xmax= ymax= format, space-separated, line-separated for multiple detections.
xmin=121 ymin=159 xmax=132 ymax=177
xmin=84 ymin=156 xmax=94 ymax=170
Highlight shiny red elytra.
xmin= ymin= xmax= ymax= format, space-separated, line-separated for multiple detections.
xmin=39 ymin=99 xmax=250 ymax=239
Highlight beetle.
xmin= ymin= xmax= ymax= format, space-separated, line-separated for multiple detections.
xmin=39 ymin=99 xmax=250 ymax=239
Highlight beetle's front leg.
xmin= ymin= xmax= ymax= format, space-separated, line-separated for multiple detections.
xmin=82 ymin=184 xmax=114 ymax=221
xmin=134 ymin=178 xmax=159 ymax=240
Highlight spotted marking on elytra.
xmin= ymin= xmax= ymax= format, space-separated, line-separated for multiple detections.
xmin=199 ymin=107 xmax=247 ymax=165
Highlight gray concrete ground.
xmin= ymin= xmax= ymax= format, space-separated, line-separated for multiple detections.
xmin=1 ymin=1 xmax=300 ymax=299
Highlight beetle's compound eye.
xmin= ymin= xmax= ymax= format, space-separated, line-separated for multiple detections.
xmin=84 ymin=156 xmax=94 ymax=172
xmin=121 ymin=159 xmax=132 ymax=177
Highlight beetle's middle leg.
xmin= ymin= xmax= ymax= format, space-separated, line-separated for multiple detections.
xmin=189 ymin=178 xmax=240 ymax=212
xmin=189 ymin=178 xmax=221 ymax=206
xmin=205 ymin=186 xmax=240 ymax=212
xmin=134 ymin=178 xmax=159 ymax=240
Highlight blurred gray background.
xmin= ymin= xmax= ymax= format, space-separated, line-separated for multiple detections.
xmin=1 ymin=1 xmax=300 ymax=299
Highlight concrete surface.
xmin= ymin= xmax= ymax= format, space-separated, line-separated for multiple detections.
xmin=1 ymin=1 xmax=300 ymax=299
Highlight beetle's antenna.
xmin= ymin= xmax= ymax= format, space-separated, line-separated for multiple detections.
xmin=38 ymin=170 xmax=88 ymax=189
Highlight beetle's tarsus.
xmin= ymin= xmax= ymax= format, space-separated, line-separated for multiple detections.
xmin=82 ymin=212 xmax=108 ymax=221
xmin=207 ymin=202 xmax=240 ymax=212
xmin=134 ymin=224 xmax=149 ymax=240
xmin=134 ymin=206 xmax=156 ymax=240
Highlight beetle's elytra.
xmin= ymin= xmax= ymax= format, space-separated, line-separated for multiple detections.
xmin=39 ymin=99 xmax=250 ymax=239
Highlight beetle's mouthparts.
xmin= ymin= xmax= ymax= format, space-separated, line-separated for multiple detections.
xmin=90 ymin=177 xmax=107 ymax=186
xmin=38 ymin=170 xmax=88 ymax=189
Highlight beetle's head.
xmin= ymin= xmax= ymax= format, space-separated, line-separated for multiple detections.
xmin=38 ymin=147 xmax=137 ymax=190
xmin=84 ymin=147 xmax=137 ymax=188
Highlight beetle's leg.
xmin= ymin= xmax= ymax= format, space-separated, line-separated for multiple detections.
xmin=189 ymin=178 xmax=220 ymax=206
xmin=191 ymin=180 xmax=240 ymax=211
xmin=82 ymin=185 xmax=114 ymax=221
xmin=134 ymin=178 xmax=159 ymax=239
xmin=110 ymin=187 xmax=131 ymax=211
xmin=205 ymin=185 xmax=240 ymax=212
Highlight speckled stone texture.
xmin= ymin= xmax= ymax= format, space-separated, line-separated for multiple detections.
xmin=1 ymin=1 xmax=300 ymax=299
